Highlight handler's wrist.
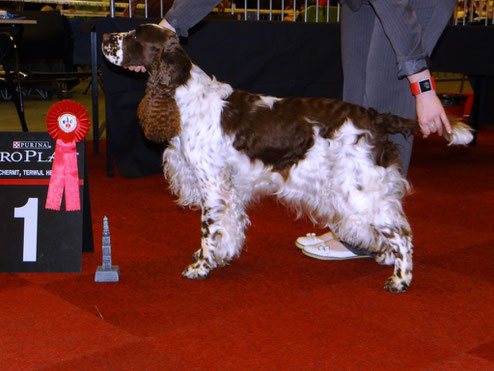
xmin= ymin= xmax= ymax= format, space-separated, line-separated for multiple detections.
xmin=410 ymin=76 xmax=436 ymax=96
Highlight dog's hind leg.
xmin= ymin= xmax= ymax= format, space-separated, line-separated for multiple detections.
xmin=182 ymin=176 xmax=248 ymax=279
xmin=324 ymin=123 xmax=414 ymax=292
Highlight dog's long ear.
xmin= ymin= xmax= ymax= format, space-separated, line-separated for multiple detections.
xmin=161 ymin=43 xmax=192 ymax=88
xmin=150 ymin=37 xmax=191 ymax=90
xmin=138 ymin=35 xmax=191 ymax=143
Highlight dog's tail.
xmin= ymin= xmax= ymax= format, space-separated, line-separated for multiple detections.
xmin=442 ymin=121 xmax=475 ymax=146
xmin=376 ymin=111 xmax=474 ymax=146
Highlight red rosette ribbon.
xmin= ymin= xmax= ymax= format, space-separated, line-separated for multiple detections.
xmin=45 ymin=100 xmax=90 ymax=211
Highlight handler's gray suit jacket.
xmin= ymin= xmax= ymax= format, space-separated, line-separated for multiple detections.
xmin=342 ymin=0 xmax=456 ymax=78
xmin=166 ymin=0 xmax=455 ymax=80
xmin=165 ymin=0 xmax=221 ymax=37
xmin=340 ymin=0 xmax=456 ymax=174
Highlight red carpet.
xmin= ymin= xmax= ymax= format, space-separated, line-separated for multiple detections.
xmin=1 ymin=126 xmax=494 ymax=370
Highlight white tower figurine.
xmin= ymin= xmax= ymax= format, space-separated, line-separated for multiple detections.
xmin=95 ymin=216 xmax=119 ymax=282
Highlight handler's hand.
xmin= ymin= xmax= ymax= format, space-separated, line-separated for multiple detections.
xmin=415 ymin=91 xmax=452 ymax=138
xmin=158 ymin=18 xmax=176 ymax=32
xmin=124 ymin=65 xmax=147 ymax=73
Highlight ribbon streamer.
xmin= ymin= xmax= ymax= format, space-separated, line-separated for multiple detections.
xmin=45 ymin=100 xmax=90 ymax=211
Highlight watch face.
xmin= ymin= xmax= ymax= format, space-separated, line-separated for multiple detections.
xmin=419 ymin=79 xmax=432 ymax=93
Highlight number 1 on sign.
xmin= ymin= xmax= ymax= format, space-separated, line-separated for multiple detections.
xmin=14 ymin=198 xmax=38 ymax=262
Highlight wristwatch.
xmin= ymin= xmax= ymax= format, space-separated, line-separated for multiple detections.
xmin=410 ymin=77 xmax=436 ymax=96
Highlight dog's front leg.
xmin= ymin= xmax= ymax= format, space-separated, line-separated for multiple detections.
xmin=182 ymin=177 xmax=248 ymax=280
xmin=181 ymin=205 xmax=221 ymax=279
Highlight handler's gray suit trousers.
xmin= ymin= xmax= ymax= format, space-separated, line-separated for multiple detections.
xmin=341 ymin=0 xmax=454 ymax=175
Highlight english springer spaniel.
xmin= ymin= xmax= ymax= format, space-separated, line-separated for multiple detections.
xmin=102 ymin=24 xmax=473 ymax=293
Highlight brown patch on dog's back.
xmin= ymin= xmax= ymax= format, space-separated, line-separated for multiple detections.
xmin=221 ymin=91 xmax=316 ymax=171
xmin=221 ymin=91 xmax=420 ymax=171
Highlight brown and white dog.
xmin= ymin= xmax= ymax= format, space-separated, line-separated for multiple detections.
xmin=102 ymin=24 xmax=473 ymax=293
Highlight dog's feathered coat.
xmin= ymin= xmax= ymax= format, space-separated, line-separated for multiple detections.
xmin=102 ymin=24 xmax=473 ymax=293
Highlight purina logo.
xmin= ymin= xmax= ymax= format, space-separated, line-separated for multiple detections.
xmin=12 ymin=141 xmax=51 ymax=150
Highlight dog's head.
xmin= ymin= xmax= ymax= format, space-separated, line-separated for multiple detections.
xmin=102 ymin=24 xmax=192 ymax=143
xmin=102 ymin=23 xmax=190 ymax=82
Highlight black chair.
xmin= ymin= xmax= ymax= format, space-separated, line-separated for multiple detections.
xmin=0 ymin=24 xmax=29 ymax=131
xmin=15 ymin=10 xmax=88 ymax=97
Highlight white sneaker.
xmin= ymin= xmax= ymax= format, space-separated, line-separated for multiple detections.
xmin=302 ymin=240 xmax=372 ymax=261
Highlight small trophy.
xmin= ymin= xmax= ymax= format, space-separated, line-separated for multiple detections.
xmin=95 ymin=216 xmax=119 ymax=282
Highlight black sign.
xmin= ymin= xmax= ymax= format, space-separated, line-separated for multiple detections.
xmin=0 ymin=132 xmax=93 ymax=272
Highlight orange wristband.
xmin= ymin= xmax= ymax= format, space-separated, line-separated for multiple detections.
xmin=410 ymin=77 xmax=436 ymax=96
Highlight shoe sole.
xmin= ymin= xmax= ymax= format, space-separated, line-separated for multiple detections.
xmin=301 ymin=248 xmax=373 ymax=261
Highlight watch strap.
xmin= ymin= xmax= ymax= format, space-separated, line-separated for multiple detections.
xmin=410 ymin=77 xmax=436 ymax=95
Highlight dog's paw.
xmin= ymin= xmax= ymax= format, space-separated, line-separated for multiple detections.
xmin=182 ymin=261 xmax=211 ymax=280
xmin=383 ymin=276 xmax=409 ymax=293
